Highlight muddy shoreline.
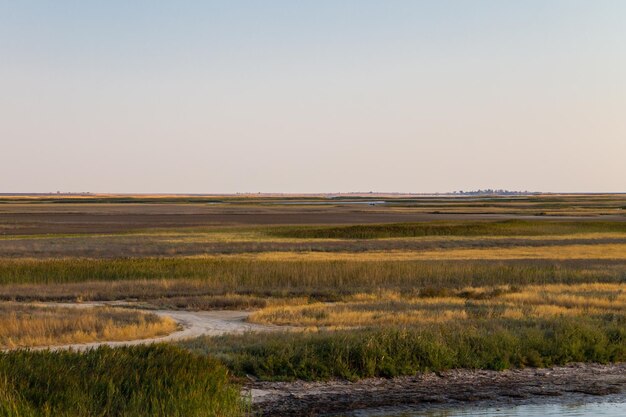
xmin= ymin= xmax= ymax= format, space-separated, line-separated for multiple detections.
xmin=247 ymin=362 xmax=626 ymax=416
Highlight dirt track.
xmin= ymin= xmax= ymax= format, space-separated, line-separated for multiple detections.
xmin=21 ymin=302 xmax=280 ymax=351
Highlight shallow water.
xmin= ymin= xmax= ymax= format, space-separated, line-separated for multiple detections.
xmin=431 ymin=402 xmax=626 ymax=417
xmin=357 ymin=401 xmax=626 ymax=417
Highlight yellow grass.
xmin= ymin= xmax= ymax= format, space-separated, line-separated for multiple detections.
xmin=249 ymin=283 xmax=626 ymax=327
xmin=159 ymin=231 xmax=626 ymax=244
xmin=0 ymin=303 xmax=178 ymax=349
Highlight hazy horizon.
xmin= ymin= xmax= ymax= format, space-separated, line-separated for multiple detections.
xmin=2 ymin=1 xmax=625 ymax=194
xmin=3 ymin=190 xmax=625 ymax=196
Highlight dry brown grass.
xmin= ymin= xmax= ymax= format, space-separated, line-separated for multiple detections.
xmin=249 ymin=283 xmax=626 ymax=328
xmin=3 ymin=233 xmax=625 ymax=259
xmin=0 ymin=303 xmax=178 ymax=349
xmin=213 ymin=244 xmax=626 ymax=261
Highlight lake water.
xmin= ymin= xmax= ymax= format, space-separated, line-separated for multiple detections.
xmin=426 ymin=402 xmax=626 ymax=417
xmin=351 ymin=400 xmax=626 ymax=417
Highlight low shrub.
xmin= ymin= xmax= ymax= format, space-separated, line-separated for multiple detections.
xmin=0 ymin=345 xmax=244 ymax=417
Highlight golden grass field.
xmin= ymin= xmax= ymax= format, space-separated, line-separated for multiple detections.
xmin=249 ymin=283 xmax=626 ymax=328
xmin=0 ymin=304 xmax=177 ymax=349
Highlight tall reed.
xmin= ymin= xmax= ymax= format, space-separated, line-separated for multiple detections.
xmin=183 ymin=317 xmax=626 ymax=381
xmin=0 ymin=345 xmax=245 ymax=417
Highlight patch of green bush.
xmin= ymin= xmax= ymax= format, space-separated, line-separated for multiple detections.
xmin=182 ymin=317 xmax=626 ymax=381
xmin=0 ymin=345 xmax=244 ymax=417
xmin=1 ymin=257 xmax=623 ymax=289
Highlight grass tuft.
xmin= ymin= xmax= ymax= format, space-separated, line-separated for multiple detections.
xmin=183 ymin=318 xmax=626 ymax=381
xmin=0 ymin=345 xmax=245 ymax=417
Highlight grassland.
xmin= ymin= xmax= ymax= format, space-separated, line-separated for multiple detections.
xmin=1 ymin=194 xmax=625 ymax=236
xmin=249 ymin=283 xmax=626 ymax=327
xmin=0 ymin=304 xmax=177 ymax=349
xmin=183 ymin=281 xmax=626 ymax=381
xmin=183 ymin=317 xmax=626 ymax=381
xmin=2 ymin=220 xmax=625 ymax=259
xmin=0 ymin=195 xmax=625 ymax=414
xmin=0 ymin=345 xmax=245 ymax=417
xmin=269 ymin=220 xmax=626 ymax=239
xmin=0 ymin=258 xmax=624 ymax=303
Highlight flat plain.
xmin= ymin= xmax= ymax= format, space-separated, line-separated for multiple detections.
xmin=0 ymin=194 xmax=625 ymax=416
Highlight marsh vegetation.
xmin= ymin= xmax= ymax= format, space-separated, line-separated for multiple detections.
xmin=183 ymin=316 xmax=626 ymax=381
xmin=0 ymin=345 xmax=245 ymax=417
xmin=0 ymin=196 xmax=624 ymax=415
xmin=0 ymin=304 xmax=178 ymax=349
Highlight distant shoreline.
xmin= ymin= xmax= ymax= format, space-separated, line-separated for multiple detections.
xmin=2 ymin=192 xmax=625 ymax=198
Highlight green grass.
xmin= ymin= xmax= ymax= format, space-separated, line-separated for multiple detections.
xmin=182 ymin=317 xmax=626 ymax=381
xmin=0 ymin=201 xmax=624 ymax=415
xmin=0 ymin=345 xmax=244 ymax=417
xmin=268 ymin=220 xmax=626 ymax=239
xmin=0 ymin=258 xmax=624 ymax=290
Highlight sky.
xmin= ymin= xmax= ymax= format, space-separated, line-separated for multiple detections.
xmin=1 ymin=1 xmax=625 ymax=193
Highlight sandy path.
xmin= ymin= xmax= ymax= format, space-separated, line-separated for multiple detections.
xmin=25 ymin=302 xmax=280 ymax=351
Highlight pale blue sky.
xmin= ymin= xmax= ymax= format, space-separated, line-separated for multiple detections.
xmin=1 ymin=1 xmax=625 ymax=193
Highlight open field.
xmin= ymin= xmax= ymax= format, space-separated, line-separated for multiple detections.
xmin=269 ymin=220 xmax=626 ymax=239
xmin=0 ymin=194 xmax=624 ymax=236
xmin=0 ymin=304 xmax=177 ymax=349
xmin=2 ymin=232 xmax=626 ymax=259
xmin=4 ymin=204 xmax=590 ymax=236
xmin=0 ymin=259 xmax=625 ymax=300
xmin=1 ymin=222 xmax=626 ymax=259
xmin=249 ymin=283 xmax=626 ymax=328
xmin=0 ymin=195 xmax=625 ymax=415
